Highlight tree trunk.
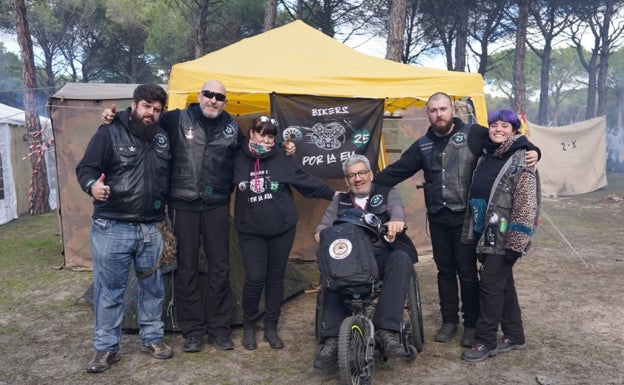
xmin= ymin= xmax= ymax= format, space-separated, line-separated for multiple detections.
xmin=537 ymin=42 xmax=552 ymax=125
xmin=513 ymin=0 xmax=528 ymax=114
xmin=195 ymin=0 xmax=210 ymax=58
xmin=596 ymin=0 xmax=614 ymax=117
xmin=296 ymin=0 xmax=303 ymax=19
xmin=264 ymin=0 xmax=277 ymax=32
xmin=386 ymin=0 xmax=407 ymax=62
xmin=454 ymin=1 xmax=470 ymax=71
xmin=12 ymin=0 xmax=50 ymax=215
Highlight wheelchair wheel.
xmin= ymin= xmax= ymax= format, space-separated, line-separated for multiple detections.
xmin=338 ymin=316 xmax=374 ymax=385
xmin=406 ymin=271 xmax=424 ymax=353
xmin=315 ymin=288 xmax=325 ymax=343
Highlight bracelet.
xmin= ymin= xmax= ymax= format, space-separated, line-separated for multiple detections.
xmin=86 ymin=179 xmax=96 ymax=193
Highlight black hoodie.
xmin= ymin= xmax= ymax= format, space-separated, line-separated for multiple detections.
xmin=233 ymin=138 xmax=334 ymax=236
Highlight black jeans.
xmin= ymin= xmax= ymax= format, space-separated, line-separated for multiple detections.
xmin=172 ymin=205 xmax=234 ymax=338
xmin=428 ymin=211 xmax=479 ymax=327
xmin=474 ymin=254 xmax=525 ymax=349
xmin=238 ymin=226 xmax=297 ymax=327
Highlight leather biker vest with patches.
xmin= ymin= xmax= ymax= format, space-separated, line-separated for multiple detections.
xmin=420 ymin=122 xmax=477 ymax=214
xmin=94 ymin=123 xmax=170 ymax=222
xmin=169 ymin=109 xmax=240 ymax=206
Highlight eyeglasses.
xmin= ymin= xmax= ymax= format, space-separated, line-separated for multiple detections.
xmin=259 ymin=115 xmax=279 ymax=127
xmin=345 ymin=169 xmax=370 ymax=180
xmin=200 ymin=90 xmax=226 ymax=102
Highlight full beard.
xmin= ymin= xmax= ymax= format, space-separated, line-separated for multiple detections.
xmin=129 ymin=110 xmax=159 ymax=142
xmin=432 ymin=119 xmax=454 ymax=136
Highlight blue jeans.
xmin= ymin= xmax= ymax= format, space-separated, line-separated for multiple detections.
xmin=90 ymin=218 xmax=164 ymax=352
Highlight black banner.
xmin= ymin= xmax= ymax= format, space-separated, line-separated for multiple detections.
xmin=271 ymin=94 xmax=383 ymax=179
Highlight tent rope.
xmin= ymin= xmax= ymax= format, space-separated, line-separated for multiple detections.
xmin=540 ymin=208 xmax=590 ymax=268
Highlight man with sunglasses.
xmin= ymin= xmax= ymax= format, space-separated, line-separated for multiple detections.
xmin=312 ymin=154 xmax=418 ymax=369
xmin=163 ymin=79 xmax=241 ymax=352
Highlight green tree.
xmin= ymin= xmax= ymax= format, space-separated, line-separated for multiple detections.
xmin=548 ymin=47 xmax=587 ymax=125
xmin=0 ymin=43 xmax=24 ymax=108
xmin=527 ymin=0 xmax=574 ymax=125
xmin=485 ymin=48 xmax=541 ymax=118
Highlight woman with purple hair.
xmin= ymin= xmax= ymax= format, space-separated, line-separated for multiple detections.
xmin=460 ymin=109 xmax=540 ymax=362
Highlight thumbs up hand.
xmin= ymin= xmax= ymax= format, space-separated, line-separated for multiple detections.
xmin=283 ymin=137 xmax=296 ymax=156
xmin=93 ymin=173 xmax=110 ymax=201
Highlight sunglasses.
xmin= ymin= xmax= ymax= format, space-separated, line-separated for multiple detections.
xmin=259 ymin=115 xmax=279 ymax=127
xmin=200 ymin=90 xmax=226 ymax=102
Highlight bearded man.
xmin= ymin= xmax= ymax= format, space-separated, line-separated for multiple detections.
xmin=76 ymin=84 xmax=173 ymax=373
xmin=374 ymin=92 xmax=540 ymax=348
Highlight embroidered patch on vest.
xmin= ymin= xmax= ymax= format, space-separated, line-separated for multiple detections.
xmin=223 ymin=124 xmax=236 ymax=138
xmin=452 ymin=132 xmax=466 ymax=144
xmin=369 ymin=194 xmax=383 ymax=207
xmin=155 ymin=133 xmax=168 ymax=146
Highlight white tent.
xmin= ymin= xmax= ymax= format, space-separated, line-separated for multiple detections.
xmin=529 ymin=116 xmax=607 ymax=196
xmin=0 ymin=103 xmax=57 ymax=225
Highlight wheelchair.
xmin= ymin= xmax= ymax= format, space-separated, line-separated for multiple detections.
xmin=314 ymin=209 xmax=424 ymax=385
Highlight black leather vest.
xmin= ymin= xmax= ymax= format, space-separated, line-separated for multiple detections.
xmin=94 ymin=122 xmax=170 ymax=222
xmin=169 ymin=109 xmax=240 ymax=206
xmin=419 ymin=122 xmax=477 ymax=214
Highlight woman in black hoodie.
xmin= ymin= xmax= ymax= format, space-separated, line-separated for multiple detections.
xmin=233 ymin=115 xmax=335 ymax=350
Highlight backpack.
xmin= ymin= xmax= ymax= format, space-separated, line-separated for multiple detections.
xmin=317 ymin=222 xmax=378 ymax=295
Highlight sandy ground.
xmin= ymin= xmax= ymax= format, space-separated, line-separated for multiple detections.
xmin=1 ymin=173 xmax=623 ymax=385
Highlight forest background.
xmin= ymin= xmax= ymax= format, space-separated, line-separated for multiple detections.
xmin=1 ymin=0 xmax=623 ymax=128
xmin=1 ymin=0 xmax=623 ymax=214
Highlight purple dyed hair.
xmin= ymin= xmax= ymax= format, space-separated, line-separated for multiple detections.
xmin=488 ymin=109 xmax=522 ymax=131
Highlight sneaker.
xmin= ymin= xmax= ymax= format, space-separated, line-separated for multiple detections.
xmin=461 ymin=342 xmax=498 ymax=362
xmin=434 ymin=323 xmax=458 ymax=343
xmin=460 ymin=327 xmax=475 ymax=347
xmin=497 ymin=337 xmax=527 ymax=353
xmin=183 ymin=335 xmax=203 ymax=353
xmin=313 ymin=337 xmax=338 ymax=369
xmin=205 ymin=333 xmax=234 ymax=350
xmin=86 ymin=351 xmax=120 ymax=373
xmin=376 ymin=329 xmax=405 ymax=358
xmin=141 ymin=341 xmax=173 ymax=359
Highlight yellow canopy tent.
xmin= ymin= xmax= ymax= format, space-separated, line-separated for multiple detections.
xmin=166 ymin=20 xmax=488 ymax=259
xmin=167 ymin=20 xmax=487 ymax=126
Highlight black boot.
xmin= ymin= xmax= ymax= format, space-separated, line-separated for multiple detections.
xmin=242 ymin=326 xmax=257 ymax=350
xmin=264 ymin=326 xmax=284 ymax=349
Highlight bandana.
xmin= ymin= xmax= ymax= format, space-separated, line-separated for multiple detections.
xmin=249 ymin=140 xmax=275 ymax=154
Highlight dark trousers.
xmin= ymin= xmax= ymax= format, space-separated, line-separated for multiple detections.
xmin=238 ymin=226 xmax=297 ymax=328
xmin=171 ymin=205 xmax=234 ymax=338
xmin=428 ymin=213 xmax=479 ymax=327
xmin=475 ymin=254 xmax=525 ymax=349
xmin=321 ymin=249 xmax=413 ymax=337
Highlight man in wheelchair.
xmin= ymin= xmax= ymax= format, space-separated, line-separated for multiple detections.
xmin=313 ymin=154 xmax=418 ymax=369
